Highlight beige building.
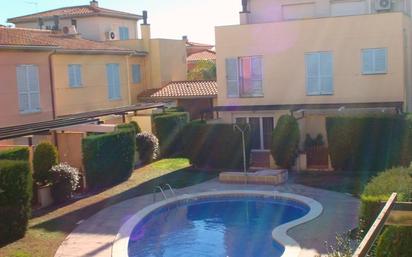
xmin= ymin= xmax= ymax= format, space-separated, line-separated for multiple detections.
xmin=216 ymin=0 xmax=412 ymax=168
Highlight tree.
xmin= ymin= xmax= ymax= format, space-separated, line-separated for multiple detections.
xmin=188 ymin=61 xmax=216 ymax=80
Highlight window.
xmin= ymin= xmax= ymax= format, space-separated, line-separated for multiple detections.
xmin=119 ymin=27 xmax=129 ymax=40
xmin=305 ymin=52 xmax=333 ymax=96
xmin=71 ymin=19 xmax=77 ymax=28
xmin=225 ymin=56 xmax=263 ymax=98
xmin=68 ymin=64 xmax=82 ymax=87
xmin=362 ymin=48 xmax=387 ymax=74
xmin=106 ymin=64 xmax=121 ymax=100
xmin=235 ymin=117 xmax=274 ymax=150
xmin=132 ymin=64 xmax=141 ymax=84
xmin=16 ymin=65 xmax=41 ymax=113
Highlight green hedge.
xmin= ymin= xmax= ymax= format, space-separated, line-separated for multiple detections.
xmin=360 ymin=167 xmax=412 ymax=230
xmin=173 ymin=122 xmax=251 ymax=170
xmin=153 ymin=112 xmax=189 ymax=155
xmin=116 ymin=121 xmax=141 ymax=135
xmin=326 ymin=115 xmax=412 ymax=171
xmin=0 ymin=160 xmax=32 ymax=244
xmin=376 ymin=226 xmax=412 ymax=257
xmin=271 ymin=115 xmax=300 ymax=169
xmin=82 ymin=130 xmax=136 ymax=189
xmin=0 ymin=147 xmax=29 ymax=161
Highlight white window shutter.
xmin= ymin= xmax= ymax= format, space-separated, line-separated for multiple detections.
xmin=305 ymin=53 xmax=320 ymax=95
xmin=374 ymin=48 xmax=387 ymax=73
xmin=320 ymin=52 xmax=333 ymax=95
xmin=226 ymin=58 xmax=239 ymax=98
xmin=16 ymin=66 xmax=29 ymax=112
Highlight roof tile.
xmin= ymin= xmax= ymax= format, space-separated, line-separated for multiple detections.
xmin=138 ymin=80 xmax=217 ymax=99
xmin=187 ymin=50 xmax=216 ymax=62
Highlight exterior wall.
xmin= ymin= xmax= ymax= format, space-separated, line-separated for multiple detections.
xmin=216 ymin=13 xmax=407 ymax=108
xmin=246 ymin=0 xmax=411 ymax=23
xmin=0 ymin=50 xmax=54 ymax=127
xmin=127 ymin=56 xmax=148 ymax=104
xmin=150 ymin=39 xmax=187 ymax=87
xmin=14 ymin=16 xmax=138 ymax=41
xmin=52 ymin=54 xmax=131 ymax=116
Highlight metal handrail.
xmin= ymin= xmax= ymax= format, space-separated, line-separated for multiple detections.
xmin=164 ymin=184 xmax=176 ymax=196
xmin=153 ymin=186 xmax=167 ymax=203
xmin=352 ymin=192 xmax=397 ymax=257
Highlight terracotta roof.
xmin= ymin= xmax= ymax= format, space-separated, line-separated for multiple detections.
xmin=187 ymin=50 xmax=216 ymax=62
xmin=8 ymin=4 xmax=141 ymax=23
xmin=0 ymin=27 xmax=142 ymax=54
xmin=138 ymin=80 xmax=217 ymax=99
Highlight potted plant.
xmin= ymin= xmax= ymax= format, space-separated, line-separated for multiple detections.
xmin=33 ymin=142 xmax=59 ymax=208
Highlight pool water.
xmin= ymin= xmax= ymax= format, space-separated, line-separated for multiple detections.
xmin=128 ymin=196 xmax=309 ymax=257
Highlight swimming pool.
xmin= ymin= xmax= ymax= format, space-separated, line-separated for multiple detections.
xmin=113 ymin=191 xmax=323 ymax=257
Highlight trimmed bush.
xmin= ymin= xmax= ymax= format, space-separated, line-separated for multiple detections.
xmin=153 ymin=112 xmax=189 ymax=155
xmin=326 ymin=115 xmax=412 ymax=171
xmin=0 ymin=160 xmax=32 ymax=243
xmin=0 ymin=147 xmax=29 ymax=161
xmin=116 ymin=121 xmax=141 ymax=135
xmin=33 ymin=142 xmax=58 ymax=185
xmin=360 ymin=167 xmax=412 ymax=230
xmin=49 ymin=163 xmax=80 ymax=204
xmin=376 ymin=226 xmax=412 ymax=257
xmin=173 ymin=122 xmax=251 ymax=170
xmin=82 ymin=130 xmax=135 ymax=189
xmin=271 ymin=115 xmax=300 ymax=169
xmin=136 ymin=132 xmax=160 ymax=164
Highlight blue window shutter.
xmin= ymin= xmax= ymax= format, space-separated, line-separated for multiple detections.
xmin=28 ymin=65 xmax=40 ymax=111
xmin=16 ymin=65 xmax=29 ymax=112
xmin=374 ymin=48 xmax=387 ymax=73
xmin=305 ymin=53 xmax=320 ymax=95
xmin=113 ymin=64 xmax=121 ymax=99
xmin=320 ymin=52 xmax=333 ymax=95
xmin=132 ymin=64 xmax=141 ymax=83
xmin=226 ymin=58 xmax=239 ymax=97
xmin=68 ymin=65 xmax=82 ymax=87
xmin=362 ymin=49 xmax=373 ymax=74
xmin=119 ymin=27 xmax=129 ymax=40
xmin=251 ymin=56 xmax=263 ymax=96
xmin=76 ymin=65 xmax=82 ymax=86
xmin=106 ymin=64 xmax=114 ymax=99
xmin=68 ymin=65 xmax=75 ymax=87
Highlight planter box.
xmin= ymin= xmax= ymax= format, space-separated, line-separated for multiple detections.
xmin=37 ymin=185 xmax=53 ymax=208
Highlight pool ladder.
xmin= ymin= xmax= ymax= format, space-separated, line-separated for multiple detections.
xmin=153 ymin=184 xmax=176 ymax=202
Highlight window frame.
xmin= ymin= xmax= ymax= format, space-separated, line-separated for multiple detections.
xmin=305 ymin=51 xmax=334 ymax=96
xmin=68 ymin=64 xmax=82 ymax=88
xmin=226 ymin=56 xmax=263 ymax=98
xmin=361 ymin=48 xmax=388 ymax=75
xmin=16 ymin=64 xmax=41 ymax=114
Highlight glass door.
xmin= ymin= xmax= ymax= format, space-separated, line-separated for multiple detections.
xmin=235 ymin=116 xmax=274 ymax=150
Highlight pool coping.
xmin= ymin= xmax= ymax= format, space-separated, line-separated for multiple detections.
xmin=111 ymin=190 xmax=323 ymax=257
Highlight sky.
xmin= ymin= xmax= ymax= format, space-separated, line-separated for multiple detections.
xmin=0 ymin=0 xmax=240 ymax=44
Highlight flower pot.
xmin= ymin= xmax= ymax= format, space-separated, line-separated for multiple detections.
xmin=37 ymin=185 xmax=54 ymax=208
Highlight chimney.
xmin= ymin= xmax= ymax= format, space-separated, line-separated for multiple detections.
xmin=182 ymin=35 xmax=188 ymax=42
xmin=53 ymin=15 xmax=60 ymax=30
xmin=239 ymin=0 xmax=250 ymax=25
xmin=90 ymin=0 xmax=98 ymax=8
xmin=38 ymin=18 xmax=44 ymax=29
xmin=141 ymin=10 xmax=151 ymax=51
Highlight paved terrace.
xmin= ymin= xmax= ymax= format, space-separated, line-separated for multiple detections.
xmin=55 ymin=180 xmax=360 ymax=257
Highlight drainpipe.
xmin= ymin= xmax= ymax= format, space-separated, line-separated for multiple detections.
xmin=48 ymin=50 xmax=59 ymax=147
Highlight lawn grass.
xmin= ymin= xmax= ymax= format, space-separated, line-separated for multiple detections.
xmin=289 ymin=170 xmax=380 ymax=197
xmin=0 ymin=158 xmax=219 ymax=257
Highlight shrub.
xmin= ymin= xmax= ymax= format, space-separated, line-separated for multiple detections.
xmin=49 ymin=163 xmax=80 ymax=204
xmin=33 ymin=142 xmax=58 ymax=185
xmin=360 ymin=167 xmax=412 ymax=230
xmin=326 ymin=115 xmax=412 ymax=171
xmin=152 ymin=112 xmax=189 ymax=155
xmin=82 ymin=130 xmax=135 ymax=189
xmin=173 ymin=122 xmax=251 ymax=170
xmin=136 ymin=132 xmax=160 ymax=164
xmin=0 ymin=160 xmax=32 ymax=243
xmin=116 ymin=121 xmax=141 ymax=135
xmin=271 ymin=115 xmax=300 ymax=169
xmin=376 ymin=226 xmax=412 ymax=257
xmin=0 ymin=147 xmax=29 ymax=161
